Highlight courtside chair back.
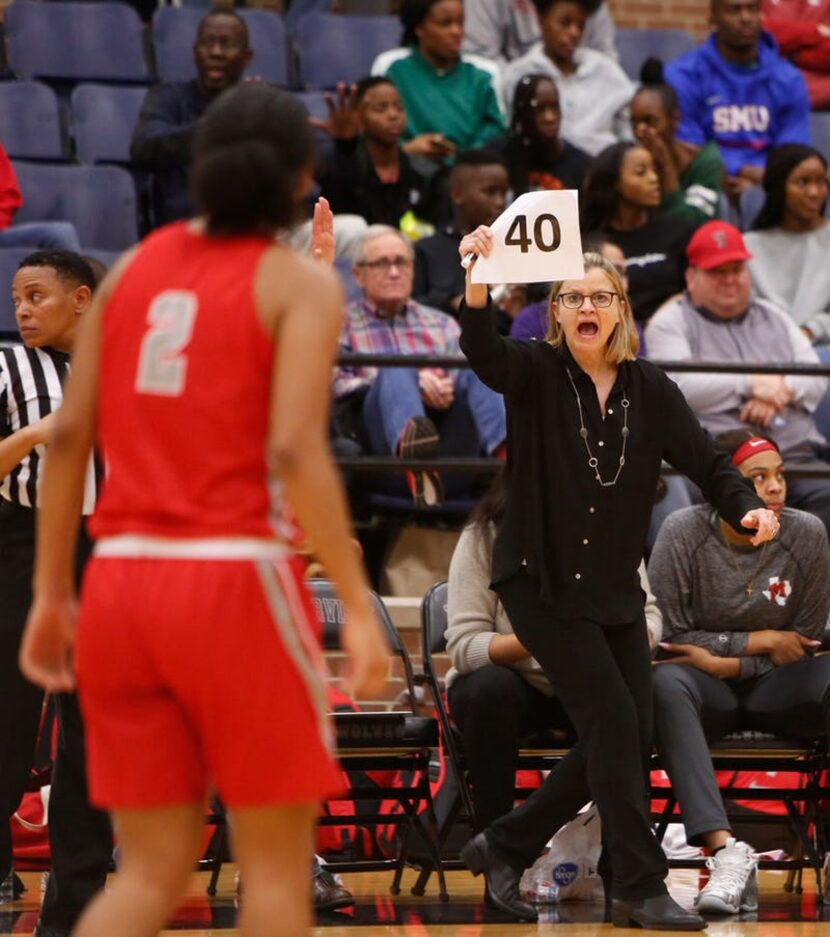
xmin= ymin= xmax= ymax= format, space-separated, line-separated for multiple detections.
xmin=307 ymin=578 xmax=447 ymax=898
xmin=0 ymin=81 xmax=65 ymax=161
xmin=295 ymin=13 xmax=401 ymax=90
xmin=417 ymin=580 xmax=575 ymax=896
xmin=615 ymin=28 xmax=697 ymax=82
xmin=11 ymin=162 xmax=139 ymax=252
xmin=70 ymin=84 xmax=148 ymax=165
xmin=6 ymin=1 xmax=148 ymax=83
xmin=151 ymin=8 xmax=289 ymax=86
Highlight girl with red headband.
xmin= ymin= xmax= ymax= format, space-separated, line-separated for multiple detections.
xmin=649 ymin=429 xmax=830 ymax=917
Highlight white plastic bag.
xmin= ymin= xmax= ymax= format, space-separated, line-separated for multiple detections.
xmin=521 ymin=804 xmax=603 ymax=903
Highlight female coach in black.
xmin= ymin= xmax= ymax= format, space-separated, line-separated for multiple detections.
xmin=456 ymin=227 xmax=779 ymax=929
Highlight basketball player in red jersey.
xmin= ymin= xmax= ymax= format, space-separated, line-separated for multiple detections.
xmin=18 ymin=85 xmax=389 ymax=937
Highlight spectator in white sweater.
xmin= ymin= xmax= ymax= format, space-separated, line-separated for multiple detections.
xmin=502 ymin=0 xmax=633 ymax=155
xmin=445 ymin=470 xmax=662 ymax=838
xmin=745 ymin=144 xmax=830 ymax=345
xmin=462 ymin=0 xmax=617 ymax=65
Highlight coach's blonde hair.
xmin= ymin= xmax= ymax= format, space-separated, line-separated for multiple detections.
xmin=545 ymin=252 xmax=639 ymax=363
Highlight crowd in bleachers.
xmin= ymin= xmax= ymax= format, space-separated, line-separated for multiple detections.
xmin=0 ymin=0 xmax=830 ymax=526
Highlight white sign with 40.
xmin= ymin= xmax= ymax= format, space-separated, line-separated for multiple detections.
xmin=470 ymin=189 xmax=585 ymax=285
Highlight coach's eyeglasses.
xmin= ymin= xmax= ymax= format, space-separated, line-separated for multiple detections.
xmin=557 ymin=291 xmax=619 ymax=309
xmin=357 ymin=256 xmax=414 ymax=273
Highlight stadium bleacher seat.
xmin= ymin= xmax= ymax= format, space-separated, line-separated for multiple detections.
xmin=738 ymin=185 xmax=765 ymax=231
xmin=615 ymin=28 xmax=697 ymax=82
xmin=71 ymin=84 xmax=147 ymax=164
xmin=295 ymin=13 xmax=401 ymax=89
xmin=293 ymin=90 xmax=336 ymax=160
xmin=0 ymin=246 xmax=31 ymax=340
xmin=809 ymin=112 xmax=830 ymax=161
xmin=11 ymin=162 xmax=139 ymax=252
xmin=0 ymin=81 xmax=65 ymax=161
xmin=151 ymin=8 xmax=289 ymax=86
xmin=83 ymin=248 xmax=122 ymax=272
xmin=6 ymin=1 xmax=149 ymax=83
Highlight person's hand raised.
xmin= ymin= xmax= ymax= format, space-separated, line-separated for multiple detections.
xmin=308 ymin=82 xmax=361 ymax=140
xmin=310 ymin=196 xmax=335 ymax=268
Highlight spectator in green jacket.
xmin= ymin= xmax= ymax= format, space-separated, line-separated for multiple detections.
xmin=371 ymin=0 xmax=505 ymax=158
xmin=630 ymin=59 xmax=725 ymax=229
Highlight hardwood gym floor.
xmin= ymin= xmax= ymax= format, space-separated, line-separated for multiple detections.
xmin=1 ymin=867 xmax=828 ymax=936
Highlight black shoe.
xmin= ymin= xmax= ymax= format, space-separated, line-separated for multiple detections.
xmin=611 ymin=894 xmax=707 ymax=931
xmin=312 ymin=869 xmax=355 ymax=912
xmin=460 ymin=833 xmax=537 ymax=922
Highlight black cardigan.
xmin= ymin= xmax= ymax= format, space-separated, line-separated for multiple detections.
xmin=459 ymin=301 xmax=764 ymax=623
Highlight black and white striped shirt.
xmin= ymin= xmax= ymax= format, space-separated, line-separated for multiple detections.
xmin=0 ymin=344 xmax=96 ymax=513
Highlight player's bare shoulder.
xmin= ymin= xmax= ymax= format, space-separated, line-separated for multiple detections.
xmin=254 ymin=243 xmax=343 ymax=337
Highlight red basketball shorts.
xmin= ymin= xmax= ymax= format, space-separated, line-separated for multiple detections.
xmin=75 ymin=546 xmax=342 ymax=810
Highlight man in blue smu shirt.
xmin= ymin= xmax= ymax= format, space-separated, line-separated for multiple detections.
xmin=665 ymin=0 xmax=810 ymax=204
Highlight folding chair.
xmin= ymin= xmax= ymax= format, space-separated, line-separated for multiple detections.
xmin=203 ymin=578 xmax=445 ymax=898
xmin=307 ymin=578 xmax=447 ymax=898
xmin=651 ymin=624 xmax=830 ymax=896
xmin=652 ymin=735 xmax=830 ymax=895
xmin=417 ymin=580 xmax=575 ymax=896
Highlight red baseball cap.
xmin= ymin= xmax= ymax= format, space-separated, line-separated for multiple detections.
xmin=686 ymin=220 xmax=753 ymax=271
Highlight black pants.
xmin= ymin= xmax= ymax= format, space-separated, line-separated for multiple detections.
xmin=447 ymin=665 xmax=572 ymax=833
xmin=0 ymin=501 xmax=112 ymax=928
xmin=485 ymin=570 xmax=668 ymax=901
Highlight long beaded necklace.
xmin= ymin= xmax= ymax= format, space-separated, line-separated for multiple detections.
xmin=566 ymin=367 xmax=630 ymax=488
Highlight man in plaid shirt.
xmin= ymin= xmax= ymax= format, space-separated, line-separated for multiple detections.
xmin=334 ymin=225 xmax=506 ymax=507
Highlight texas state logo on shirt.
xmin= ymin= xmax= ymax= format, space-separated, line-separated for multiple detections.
xmin=762 ymin=577 xmax=792 ymax=606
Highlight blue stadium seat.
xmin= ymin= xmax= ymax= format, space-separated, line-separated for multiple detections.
xmin=738 ymin=185 xmax=765 ymax=231
xmin=616 ymin=28 xmax=697 ymax=82
xmin=0 ymin=246 xmax=31 ymax=339
xmin=12 ymin=161 xmax=139 ymax=251
xmin=71 ymin=84 xmax=147 ymax=164
xmin=6 ymin=1 xmax=149 ymax=83
xmin=0 ymin=80 xmax=64 ymax=161
xmin=152 ymin=8 xmax=289 ymax=86
xmin=294 ymin=90 xmax=335 ymax=160
xmin=83 ymin=248 xmax=122 ymax=272
xmin=810 ymin=112 xmax=830 ymax=161
xmin=295 ymin=13 xmax=401 ymax=89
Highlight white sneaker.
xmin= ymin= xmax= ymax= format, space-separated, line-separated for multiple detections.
xmin=695 ymin=838 xmax=758 ymax=914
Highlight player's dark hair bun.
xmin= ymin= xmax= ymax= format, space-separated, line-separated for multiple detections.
xmin=191 ymin=84 xmax=314 ymax=235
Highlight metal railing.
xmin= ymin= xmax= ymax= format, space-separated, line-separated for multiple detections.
xmin=334 ymin=355 xmax=830 ymax=478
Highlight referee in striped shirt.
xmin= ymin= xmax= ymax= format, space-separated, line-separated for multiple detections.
xmin=0 ymin=251 xmax=111 ymax=937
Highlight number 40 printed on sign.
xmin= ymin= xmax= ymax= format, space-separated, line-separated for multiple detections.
xmin=471 ymin=190 xmax=585 ymax=286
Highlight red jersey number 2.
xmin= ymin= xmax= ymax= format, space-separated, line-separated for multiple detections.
xmin=135 ymin=291 xmax=198 ymax=397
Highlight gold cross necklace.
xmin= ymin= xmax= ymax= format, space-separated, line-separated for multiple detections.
xmin=722 ymin=538 xmax=769 ymax=597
